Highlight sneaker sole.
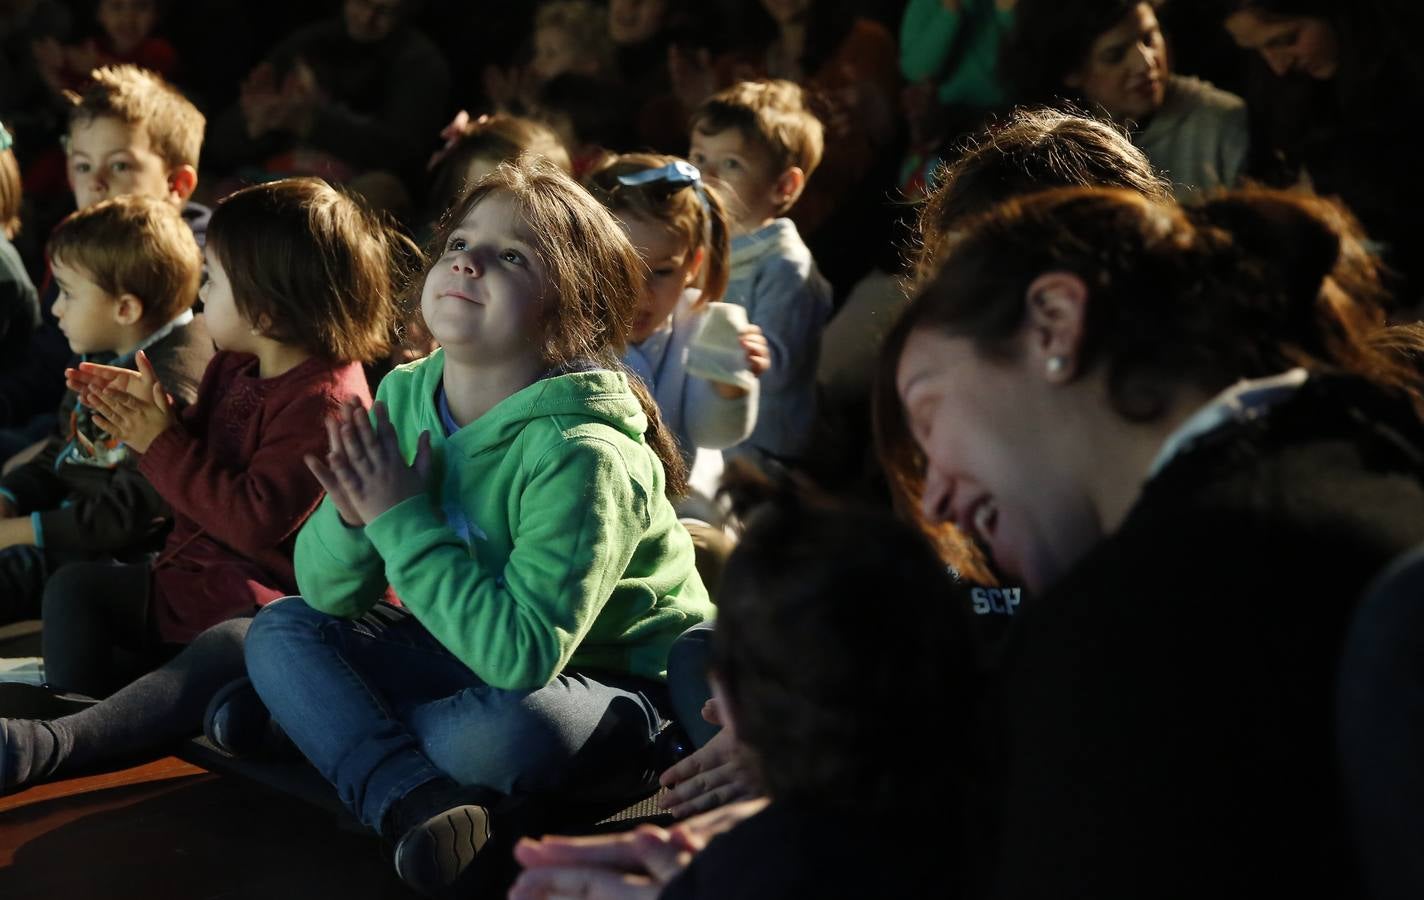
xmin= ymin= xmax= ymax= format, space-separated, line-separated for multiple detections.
xmin=393 ymin=803 xmax=492 ymax=897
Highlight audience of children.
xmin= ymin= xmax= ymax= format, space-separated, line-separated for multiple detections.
xmin=1 ymin=64 xmax=205 ymax=447
xmin=689 ymin=80 xmax=831 ymax=469
xmin=0 ymin=3 xmax=1422 ymax=897
xmin=0 ymin=174 xmax=403 ymax=794
xmin=44 ymin=176 xmax=396 ymax=698
xmin=0 ymin=194 xmax=210 ymax=626
xmin=1004 ymin=0 xmax=1249 ymax=197
xmin=239 ymin=157 xmax=712 ymax=897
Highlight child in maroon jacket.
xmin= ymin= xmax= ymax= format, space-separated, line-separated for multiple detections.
xmin=44 ymin=177 xmax=403 ymax=698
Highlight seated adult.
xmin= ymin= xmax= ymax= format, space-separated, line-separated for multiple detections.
xmin=1217 ymin=0 xmax=1424 ymax=303
xmin=877 ymin=185 xmax=1424 ymax=897
xmin=207 ymin=0 xmax=450 ymax=196
xmin=1004 ymin=0 xmax=1249 ymax=197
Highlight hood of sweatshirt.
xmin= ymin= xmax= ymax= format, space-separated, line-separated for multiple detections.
xmin=394 ymin=349 xmax=649 ymax=457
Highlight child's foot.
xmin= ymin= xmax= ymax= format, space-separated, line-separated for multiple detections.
xmin=0 ymin=717 xmax=68 ymax=794
xmin=203 ymin=677 xmax=294 ymax=759
xmin=392 ymin=802 xmax=493 ymax=898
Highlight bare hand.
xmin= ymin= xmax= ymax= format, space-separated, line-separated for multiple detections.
xmin=510 ymin=825 xmax=695 ymax=900
xmin=657 ymin=699 xmax=763 ymax=818
xmin=85 ymin=351 xmax=177 ymax=454
xmin=306 ymin=400 xmax=431 ymax=526
xmin=305 ymin=398 xmax=369 ymax=526
xmin=739 ymin=324 xmax=770 ymax=378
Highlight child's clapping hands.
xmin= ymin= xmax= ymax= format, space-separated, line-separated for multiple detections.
xmin=67 ymin=350 xmax=177 ymax=454
xmin=306 ymin=398 xmax=433 ymax=526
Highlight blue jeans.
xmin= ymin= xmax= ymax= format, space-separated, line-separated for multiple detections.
xmin=666 ymin=623 xmax=719 ymax=748
xmin=244 ymin=598 xmax=668 ymax=831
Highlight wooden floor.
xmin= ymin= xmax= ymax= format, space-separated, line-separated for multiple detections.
xmin=0 ymin=757 xmax=415 ymax=899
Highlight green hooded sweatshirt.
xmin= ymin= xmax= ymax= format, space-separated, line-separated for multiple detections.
xmin=294 ymin=351 xmax=713 ymax=691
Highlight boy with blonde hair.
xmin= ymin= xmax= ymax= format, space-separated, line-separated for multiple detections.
xmin=689 ymin=80 xmax=832 ymax=467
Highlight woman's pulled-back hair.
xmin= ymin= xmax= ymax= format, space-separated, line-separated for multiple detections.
xmin=710 ymin=462 xmax=962 ymax=816
xmin=876 ymin=186 xmax=1416 ymax=576
xmin=914 ymin=108 xmax=1172 ymax=283
xmin=585 ymin=152 xmax=731 ymax=309
xmin=207 ymin=178 xmax=407 ymax=364
xmin=1003 ymin=0 xmax=1163 ymax=106
xmin=422 ymin=156 xmax=689 ymax=496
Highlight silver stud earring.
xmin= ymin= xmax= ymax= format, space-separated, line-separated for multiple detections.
xmin=1046 ymin=356 xmax=1067 ymax=377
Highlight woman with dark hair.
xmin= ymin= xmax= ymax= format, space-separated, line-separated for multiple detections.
xmin=877 ymin=185 xmax=1424 ymax=896
xmin=1217 ymin=0 xmax=1424 ymax=302
xmin=1004 ymin=0 xmax=1249 ymax=197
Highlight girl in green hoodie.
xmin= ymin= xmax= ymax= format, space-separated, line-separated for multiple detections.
xmin=243 ymin=157 xmax=713 ymax=896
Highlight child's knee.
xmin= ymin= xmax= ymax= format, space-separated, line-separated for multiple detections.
xmin=244 ymin=597 xmax=321 ymax=676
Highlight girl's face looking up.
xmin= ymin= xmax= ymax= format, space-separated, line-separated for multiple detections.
xmin=1066 ymin=2 xmax=1169 ymax=123
xmin=421 ymin=191 xmax=547 ymax=363
xmin=200 ymin=246 xmax=257 ymax=354
xmin=618 ymin=214 xmax=703 ymax=343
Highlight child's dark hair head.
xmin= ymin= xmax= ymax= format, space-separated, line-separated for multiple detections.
xmin=692 ymin=79 xmax=824 ymax=191
xmin=47 ymin=194 xmax=201 ymax=329
xmin=0 ymin=121 xmax=19 ymax=239
xmin=66 ymin=64 xmax=205 ymax=174
xmin=915 ymin=107 xmax=1172 ymax=281
xmin=585 ymin=152 xmax=731 ymax=308
xmin=710 ymin=463 xmax=960 ymax=814
xmin=429 ymin=114 xmax=572 ymax=215
xmin=423 ymin=156 xmax=690 ymax=495
xmin=206 ymin=178 xmax=405 ymax=364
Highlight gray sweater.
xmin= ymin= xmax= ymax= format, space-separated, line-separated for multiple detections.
xmin=722 ymin=219 xmax=833 ymax=465
xmin=1135 ymin=75 xmax=1249 ymax=200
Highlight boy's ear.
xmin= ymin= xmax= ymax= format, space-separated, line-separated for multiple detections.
xmin=113 ymin=292 xmax=146 ymax=327
xmin=167 ymin=165 xmax=198 ymax=204
xmin=772 ymin=166 xmax=806 ymax=210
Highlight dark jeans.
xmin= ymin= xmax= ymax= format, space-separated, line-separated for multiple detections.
xmin=41 ymin=560 xmax=167 ymax=698
xmin=666 ymin=622 xmax=718 ymax=749
xmin=244 ymin=598 xmax=670 ymax=831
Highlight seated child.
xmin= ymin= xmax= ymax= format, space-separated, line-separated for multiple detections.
xmin=511 ymin=468 xmax=958 ymax=898
xmin=44 ymin=177 xmax=398 ymax=699
xmin=0 ymin=194 xmax=210 ymax=626
xmin=240 ymin=157 xmax=713 ymax=896
xmin=586 ymin=152 xmax=769 ymax=513
xmin=689 ymin=80 xmax=832 ymax=470
xmin=0 ymin=177 xmax=403 ymax=796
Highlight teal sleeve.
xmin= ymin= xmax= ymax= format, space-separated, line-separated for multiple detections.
xmin=293 ymin=496 xmax=389 ymax=618
xmin=364 ymin=437 xmax=648 ymax=692
xmin=900 ymin=0 xmax=963 ymax=82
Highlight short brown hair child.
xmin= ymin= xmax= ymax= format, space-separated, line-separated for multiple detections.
xmin=692 ymin=79 xmax=825 ymax=201
xmin=206 ymin=178 xmax=402 ymax=364
xmin=67 ymin=64 xmax=205 ymax=175
xmin=47 ymin=194 xmax=202 ymax=330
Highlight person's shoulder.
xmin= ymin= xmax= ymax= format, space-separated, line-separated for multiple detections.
xmin=1168 ymin=74 xmax=1246 ymax=114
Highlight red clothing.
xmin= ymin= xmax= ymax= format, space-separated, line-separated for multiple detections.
xmin=138 ymin=352 xmax=371 ymax=643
